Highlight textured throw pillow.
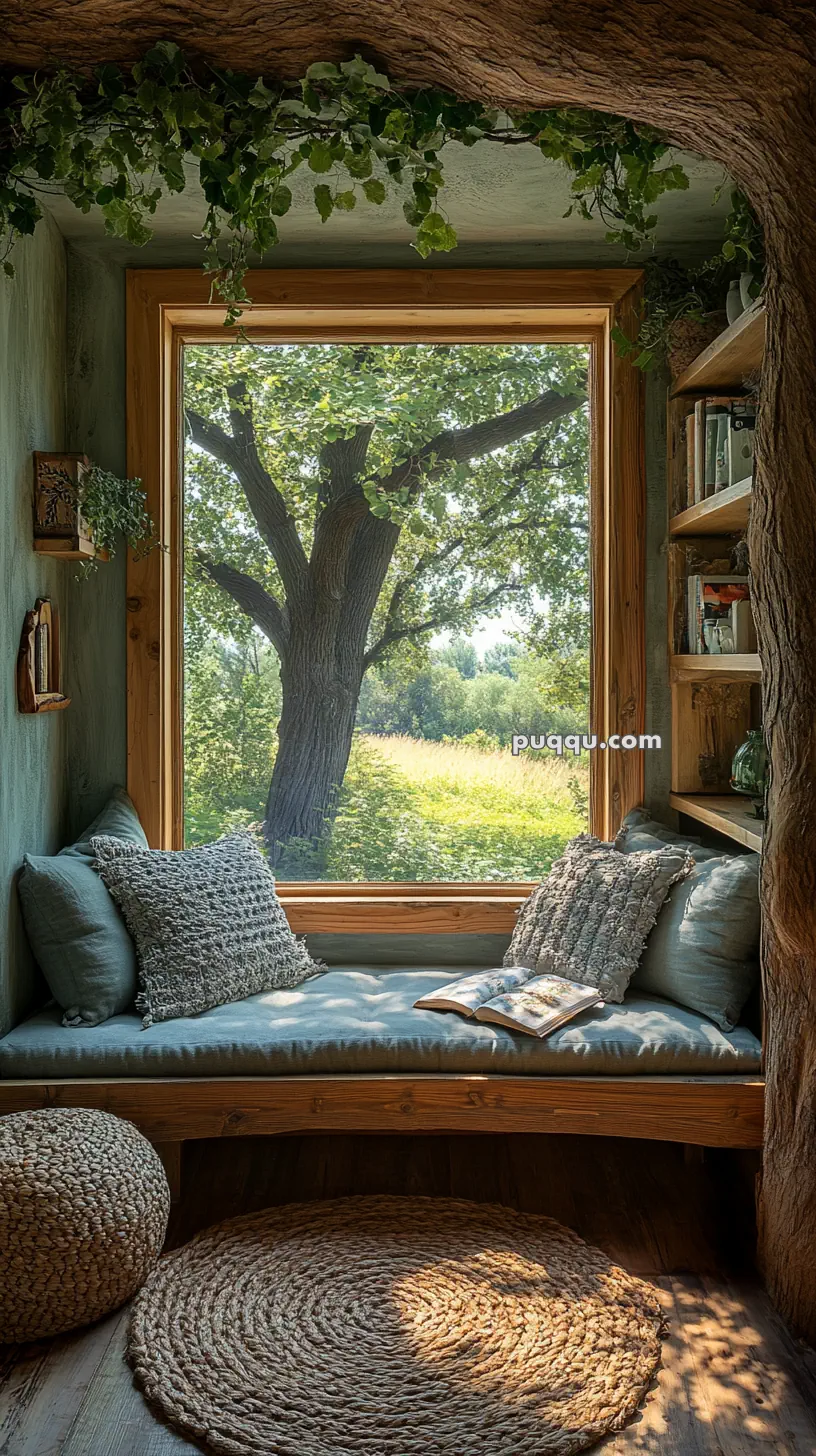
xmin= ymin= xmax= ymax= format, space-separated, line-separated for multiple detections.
xmin=91 ymin=831 xmax=319 ymax=1026
xmin=615 ymin=810 xmax=760 ymax=1030
xmin=18 ymin=788 xmax=147 ymax=1027
xmin=504 ymin=833 xmax=692 ymax=1003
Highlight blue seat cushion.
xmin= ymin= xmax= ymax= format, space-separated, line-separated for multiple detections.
xmin=0 ymin=967 xmax=761 ymax=1080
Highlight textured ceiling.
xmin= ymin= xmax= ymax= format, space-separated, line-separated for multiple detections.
xmin=40 ymin=141 xmax=729 ymax=270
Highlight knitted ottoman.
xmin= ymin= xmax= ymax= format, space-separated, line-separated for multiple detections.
xmin=0 ymin=1108 xmax=170 ymax=1341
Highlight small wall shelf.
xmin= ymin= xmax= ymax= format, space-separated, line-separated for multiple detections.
xmin=34 ymin=535 xmax=101 ymax=561
xmin=669 ymin=793 xmax=763 ymax=852
xmin=32 ymin=451 xmax=105 ymax=560
xmin=670 ymin=477 xmax=752 ymax=537
xmin=671 ymin=654 xmax=762 ymax=683
xmin=671 ymin=301 xmax=766 ymax=396
xmin=17 ymin=599 xmax=70 ymax=714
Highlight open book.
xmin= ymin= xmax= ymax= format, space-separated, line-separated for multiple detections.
xmin=414 ymin=965 xmax=604 ymax=1039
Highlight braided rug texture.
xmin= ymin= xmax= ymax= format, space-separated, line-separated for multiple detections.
xmin=128 ymin=1195 xmax=665 ymax=1456
xmin=0 ymin=1108 xmax=169 ymax=1341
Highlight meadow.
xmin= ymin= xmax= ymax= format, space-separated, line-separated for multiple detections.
xmin=323 ymin=734 xmax=588 ymax=881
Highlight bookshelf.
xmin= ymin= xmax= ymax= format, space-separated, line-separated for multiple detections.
xmin=671 ymin=301 xmax=765 ymax=396
xmin=668 ymin=794 xmax=763 ymax=852
xmin=667 ymin=304 xmax=765 ymax=850
xmin=670 ymin=476 xmax=752 ymax=536
xmin=671 ymin=654 xmax=761 ymax=682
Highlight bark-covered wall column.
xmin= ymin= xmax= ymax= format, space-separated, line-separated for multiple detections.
xmin=8 ymin=0 xmax=816 ymax=1342
xmin=750 ymin=161 xmax=816 ymax=1342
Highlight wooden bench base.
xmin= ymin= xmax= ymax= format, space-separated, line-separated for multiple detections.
xmin=0 ymin=1073 xmax=764 ymax=1149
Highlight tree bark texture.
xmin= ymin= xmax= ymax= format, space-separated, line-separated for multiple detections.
xmin=8 ymin=0 xmax=816 ymax=1341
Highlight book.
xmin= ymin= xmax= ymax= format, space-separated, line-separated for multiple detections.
xmin=687 ymin=573 xmax=751 ymax=653
xmin=690 ymin=397 xmax=755 ymax=502
xmin=34 ymin=620 xmax=49 ymax=694
xmin=414 ymin=966 xmax=604 ymax=1039
xmin=684 ymin=412 xmax=696 ymax=508
xmin=693 ymin=399 xmax=706 ymax=503
xmin=727 ymin=402 xmax=756 ymax=490
xmin=704 ymin=404 xmax=729 ymax=498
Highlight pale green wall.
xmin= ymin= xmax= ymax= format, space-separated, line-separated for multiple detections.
xmin=64 ymin=250 xmax=128 ymax=838
xmin=0 ymin=218 xmax=68 ymax=1034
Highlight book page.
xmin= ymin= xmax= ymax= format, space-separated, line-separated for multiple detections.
xmin=414 ymin=964 xmax=534 ymax=1016
xmin=474 ymin=974 xmax=603 ymax=1037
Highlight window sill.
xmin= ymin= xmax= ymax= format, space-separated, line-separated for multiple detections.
xmin=277 ymin=887 xmax=530 ymax=934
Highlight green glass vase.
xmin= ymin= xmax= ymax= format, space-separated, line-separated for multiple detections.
xmin=730 ymin=728 xmax=768 ymax=819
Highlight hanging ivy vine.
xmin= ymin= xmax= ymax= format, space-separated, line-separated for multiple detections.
xmin=0 ymin=40 xmax=762 ymax=353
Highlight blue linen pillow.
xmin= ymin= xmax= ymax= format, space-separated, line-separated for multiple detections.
xmin=18 ymin=788 xmax=148 ymax=1027
xmin=615 ymin=808 xmax=760 ymax=1030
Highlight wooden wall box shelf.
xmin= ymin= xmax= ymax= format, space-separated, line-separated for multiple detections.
xmin=17 ymin=598 xmax=70 ymax=714
xmin=670 ymin=478 xmax=752 ymax=537
xmin=34 ymin=536 xmax=107 ymax=562
xmin=669 ymin=793 xmax=763 ymax=852
xmin=671 ymin=654 xmax=762 ymax=682
xmin=671 ymin=302 xmax=766 ymax=396
xmin=32 ymin=451 xmax=105 ymax=560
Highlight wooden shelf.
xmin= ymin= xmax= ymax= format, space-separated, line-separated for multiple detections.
xmin=34 ymin=538 xmax=106 ymax=562
xmin=671 ymin=301 xmax=765 ymax=396
xmin=669 ymin=793 xmax=763 ymax=851
xmin=671 ymin=654 xmax=761 ymax=682
xmin=670 ymin=477 xmax=752 ymax=537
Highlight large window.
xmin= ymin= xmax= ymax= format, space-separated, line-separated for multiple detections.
xmin=182 ymin=340 xmax=590 ymax=881
xmin=126 ymin=270 xmax=644 ymax=924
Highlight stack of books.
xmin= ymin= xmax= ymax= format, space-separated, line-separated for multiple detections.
xmin=684 ymin=396 xmax=755 ymax=506
xmin=686 ymin=574 xmax=756 ymax=654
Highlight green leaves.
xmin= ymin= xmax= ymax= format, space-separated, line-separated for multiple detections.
xmin=414 ymin=211 xmax=458 ymax=258
xmin=362 ymin=179 xmax=386 ymax=204
xmin=307 ymin=141 xmax=334 ymax=173
xmin=313 ymin=183 xmax=333 ymax=222
xmin=76 ymin=463 xmax=160 ymax=574
xmin=0 ymin=46 xmax=761 ymax=326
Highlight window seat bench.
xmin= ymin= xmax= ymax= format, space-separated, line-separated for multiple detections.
xmin=0 ymin=966 xmax=764 ymax=1156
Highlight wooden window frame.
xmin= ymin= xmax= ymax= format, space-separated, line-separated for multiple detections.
xmin=126 ymin=268 xmax=645 ymax=932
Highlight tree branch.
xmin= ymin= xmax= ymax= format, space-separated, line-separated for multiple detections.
xmin=319 ymin=423 xmax=375 ymax=503
xmin=195 ymin=552 xmax=289 ymax=656
xmin=373 ymin=384 xmax=586 ymax=498
xmin=364 ymin=578 xmax=524 ymax=668
xmin=186 ymin=379 xmax=309 ymax=603
xmin=373 ymin=445 xmax=581 ymax=659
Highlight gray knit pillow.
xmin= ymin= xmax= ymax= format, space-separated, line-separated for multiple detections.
xmin=505 ymin=833 xmax=692 ymax=1003
xmin=91 ymin=831 xmax=318 ymax=1026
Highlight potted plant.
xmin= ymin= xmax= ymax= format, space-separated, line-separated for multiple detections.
xmin=33 ymin=454 xmax=158 ymax=567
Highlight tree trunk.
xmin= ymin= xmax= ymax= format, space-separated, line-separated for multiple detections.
xmin=749 ymin=170 xmax=816 ymax=1346
xmin=265 ymin=636 xmax=363 ymax=874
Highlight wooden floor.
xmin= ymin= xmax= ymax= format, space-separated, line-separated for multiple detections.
xmin=2 ymin=1133 xmax=816 ymax=1455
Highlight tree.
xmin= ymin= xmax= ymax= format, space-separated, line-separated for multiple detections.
xmin=482 ymin=641 xmax=523 ymax=678
xmin=184 ymin=341 xmax=588 ymax=867
xmin=434 ymin=634 xmax=479 ymax=678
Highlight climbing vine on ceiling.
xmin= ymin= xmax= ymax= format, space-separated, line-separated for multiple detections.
xmin=0 ymin=40 xmax=762 ymax=349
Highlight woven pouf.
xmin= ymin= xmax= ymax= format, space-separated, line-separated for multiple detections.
xmin=129 ymin=1195 xmax=665 ymax=1456
xmin=0 ymin=1108 xmax=170 ymax=1342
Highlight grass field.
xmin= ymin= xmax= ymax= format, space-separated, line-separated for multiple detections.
xmin=325 ymin=733 xmax=589 ymax=881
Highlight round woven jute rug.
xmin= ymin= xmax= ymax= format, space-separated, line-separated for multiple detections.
xmin=128 ymin=1195 xmax=665 ymax=1456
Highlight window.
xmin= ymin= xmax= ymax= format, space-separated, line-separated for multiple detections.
xmin=126 ymin=270 xmax=644 ymax=927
